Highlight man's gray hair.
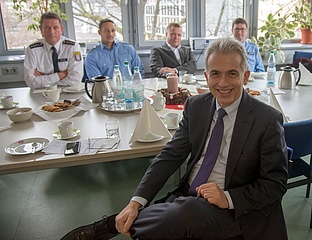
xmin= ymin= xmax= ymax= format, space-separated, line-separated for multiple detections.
xmin=204 ymin=37 xmax=248 ymax=72
xmin=40 ymin=12 xmax=61 ymax=26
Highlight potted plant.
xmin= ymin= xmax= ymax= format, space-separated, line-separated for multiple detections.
xmin=253 ymin=13 xmax=296 ymax=63
xmin=291 ymin=0 xmax=312 ymax=44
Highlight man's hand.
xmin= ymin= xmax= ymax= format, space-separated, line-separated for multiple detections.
xmin=115 ymin=201 xmax=142 ymax=236
xmin=196 ymin=182 xmax=229 ymax=209
xmin=58 ymin=70 xmax=68 ymax=80
xmin=34 ymin=69 xmax=44 ymax=76
xmin=159 ymin=67 xmax=176 ymax=75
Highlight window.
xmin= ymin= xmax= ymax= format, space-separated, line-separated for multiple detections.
xmin=71 ymin=0 xmax=123 ymax=44
xmin=205 ymin=0 xmax=244 ymax=37
xmin=258 ymin=0 xmax=302 ymax=39
xmin=0 ymin=0 xmax=42 ymax=51
xmin=137 ymin=0 xmax=187 ymax=46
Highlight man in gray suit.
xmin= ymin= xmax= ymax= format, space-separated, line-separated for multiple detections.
xmin=61 ymin=37 xmax=288 ymax=240
xmin=150 ymin=23 xmax=197 ymax=77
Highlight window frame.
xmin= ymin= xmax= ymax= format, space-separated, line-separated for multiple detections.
xmin=0 ymin=0 xmax=303 ymax=56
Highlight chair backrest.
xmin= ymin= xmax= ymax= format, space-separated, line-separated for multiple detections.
xmin=292 ymin=51 xmax=312 ymax=72
xmin=283 ymin=119 xmax=312 ymax=159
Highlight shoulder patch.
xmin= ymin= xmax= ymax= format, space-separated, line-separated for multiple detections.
xmin=29 ymin=42 xmax=44 ymax=49
xmin=62 ymin=40 xmax=75 ymax=46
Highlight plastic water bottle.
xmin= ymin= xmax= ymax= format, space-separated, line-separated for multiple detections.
xmin=123 ymin=61 xmax=133 ymax=110
xmin=123 ymin=60 xmax=132 ymax=82
xmin=267 ymin=51 xmax=276 ymax=86
xmin=132 ymin=66 xmax=145 ymax=108
xmin=112 ymin=65 xmax=124 ymax=108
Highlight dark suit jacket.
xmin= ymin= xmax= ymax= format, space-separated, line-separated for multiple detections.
xmin=133 ymin=91 xmax=289 ymax=240
xmin=150 ymin=43 xmax=197 ymax=77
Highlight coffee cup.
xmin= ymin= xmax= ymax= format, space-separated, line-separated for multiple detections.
xmin=166 ymin=74 xmax=179 ymax=93
xmin=0 ymin=95 xmax=13 ymax=108
xmin=46 ymin=84 xmax=57 ymax=90
xmin=58 ymin=121 xmax=74 ymax=139
xmin=42 ymin=89 xmax=61 ymax=102
xmin=184 ymin=74 xmax=193 ymax=84
xmin=165 ymin=112 xmax=181 ymax=129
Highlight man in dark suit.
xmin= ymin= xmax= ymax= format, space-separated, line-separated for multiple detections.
xmin=150 ymin=23 xmax=197 ymax=78
xmin=61 ymin=37 xmax=288 ymax=240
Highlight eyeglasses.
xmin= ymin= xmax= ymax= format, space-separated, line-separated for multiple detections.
xmin=233 ymin=28 xmax=247 ymax=32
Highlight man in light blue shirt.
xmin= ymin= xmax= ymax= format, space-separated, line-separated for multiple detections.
xmin=85 ymin=19 xmax=144 ymax=79
xmin=232 ymin=18 xmax=265 ymax=72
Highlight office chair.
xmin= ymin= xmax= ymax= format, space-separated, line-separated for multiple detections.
xmin=283 ymin=119 xmax=312 ymax=229
xmin=291 ymin=50 xmax=312 ymax=73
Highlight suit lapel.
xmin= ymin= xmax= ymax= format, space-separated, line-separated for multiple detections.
xmin=225 ymin=91 xmax=255 ymax=188
xmin=184 ymin=95 xmax=216 ymax=178
xmin=163 ymin=44 xmax=180 ymax=66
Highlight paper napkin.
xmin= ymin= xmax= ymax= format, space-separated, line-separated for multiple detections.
xmin=269 ymin=88 xmax=290 ymax=122
xmin=32 ymin=96 xmax=98 ymax=122
xmin=298 ymin=62 xmax=312 ymax=85
xmin=129 ymin=99 xmax=172 ymax=144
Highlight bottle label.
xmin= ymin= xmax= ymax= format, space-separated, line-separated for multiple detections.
xmin=133 ymin=87 xmax=144 ymax=102
xmin=267 ymin=69 xmax=276 ymax=84
xmin=112 ymin=86 xmax=124 ymax=99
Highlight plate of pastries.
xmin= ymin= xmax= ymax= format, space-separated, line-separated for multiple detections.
xmin=41 ymin=99 xmax=81 ymax=112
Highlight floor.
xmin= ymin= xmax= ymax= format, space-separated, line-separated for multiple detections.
xmin=0 ymin=157 xmax=311 ymax=240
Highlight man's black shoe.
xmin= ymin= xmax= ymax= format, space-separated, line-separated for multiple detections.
xmin=60 ymin=215 xmax=118 ymax=240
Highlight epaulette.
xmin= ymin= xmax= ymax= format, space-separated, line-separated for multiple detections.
xmin=62 ymin=39 xmax=75 ymax=46
xmin=29 ymin=42 xmax=44 ymax=49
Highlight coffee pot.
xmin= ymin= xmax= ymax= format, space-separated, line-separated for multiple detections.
xmin=85 ymin=76 xmax=113 ymax=103
xmin=152 ymin=91 xmax=165 ymax=111
xmin=278 ymin=66 xmax=301 ymax=90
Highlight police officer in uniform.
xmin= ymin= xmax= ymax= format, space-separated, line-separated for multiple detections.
xmin=24 ymin=12 xmax=83 ymax=89
xmin=232 ymin=18 xmax=265 ymax=72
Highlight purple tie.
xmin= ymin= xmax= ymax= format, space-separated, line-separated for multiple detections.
xmin=189 ymin=108 xmax=227 ymax=196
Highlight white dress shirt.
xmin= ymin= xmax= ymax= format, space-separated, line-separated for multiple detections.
xmin=24 ymin=36 xmax=83 ymax=89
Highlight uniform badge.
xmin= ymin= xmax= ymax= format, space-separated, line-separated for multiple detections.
xmin=29 ymin=42 xmax=44 ymax=49
xmin=74 ymin=51 xmax=82 ymax=61
xmin=247 ymin=52 xmax=254 ymax=55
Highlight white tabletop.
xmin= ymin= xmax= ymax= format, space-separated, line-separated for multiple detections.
xmin=0 ymin=85 xmax=179 ymax=175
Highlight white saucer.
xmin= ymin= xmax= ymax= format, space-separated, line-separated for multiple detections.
xmin=0 ymin=102 xmax=19 ymax=110
xmin=53 ymin=129 xmax=81 ymax=140
xmin=62 ymin=88 xmax=85 ymax=93
xmin=138 ymin=135 xmax=164 ymax=143
xmin=193 ymin=75 xmax=206 ymax=81
xmin=183 ymin=80 xmax=197 ymax=85
xmin=167 ymin=125 xmax=179 ymax=130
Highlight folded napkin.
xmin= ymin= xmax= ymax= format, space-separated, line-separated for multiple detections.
xmin=298 ymin=62 xmax=312 ymax=85
xmin=269 ymin=88 xmax=290 ymax=122
xmin=32 ymin=96 xmax=98 ymax=123
xmin=129 ymin=99 xmax=172 ymax=144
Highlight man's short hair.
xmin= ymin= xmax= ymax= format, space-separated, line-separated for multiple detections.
xmin=166 ymin=23 xmax=182 ymax=32
xmin=232 ymin=18 xmax=248 ymax=29
xmin=99 ymin=19 xmax=116 ymax=30
xmin=40 ymin=12 xmax=61 ymax=26
xmin=204 ymin=37 xmax=248 ymax=72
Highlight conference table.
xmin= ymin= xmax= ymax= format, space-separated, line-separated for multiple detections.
xmin=0 ymin=75 xmax=311 ymax=175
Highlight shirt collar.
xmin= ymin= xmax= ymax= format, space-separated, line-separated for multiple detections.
xmin=215 ymin=94 xmax=242 ymax=121
xmin=100 ymin=41 xmax=117 ymax=50
xmin=166 ymin=41 xmax=181 ymax=51
xmin=44 ymin=36 xmax=62 ymax=51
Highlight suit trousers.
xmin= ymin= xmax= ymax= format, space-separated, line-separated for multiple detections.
xmin=130 ymin=196 xmax=242 ymax=240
